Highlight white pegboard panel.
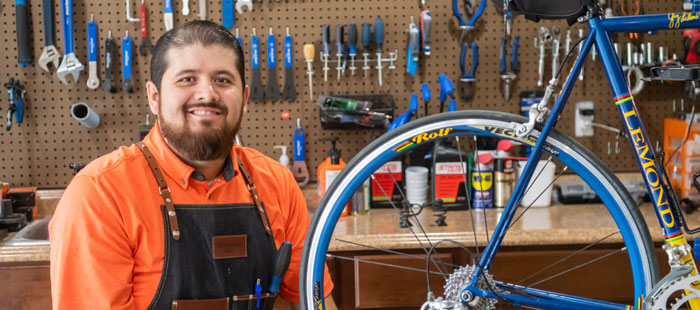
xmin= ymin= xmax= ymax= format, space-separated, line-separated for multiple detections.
xmin=0 ymin=0 xmax=689 ymax=188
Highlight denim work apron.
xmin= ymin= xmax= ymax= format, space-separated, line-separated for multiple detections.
xmin=137 ymin=142 xmax=279 ymax=310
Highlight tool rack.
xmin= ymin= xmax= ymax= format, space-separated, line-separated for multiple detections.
xmin=0 ymin=0 xmax=687 ymax=187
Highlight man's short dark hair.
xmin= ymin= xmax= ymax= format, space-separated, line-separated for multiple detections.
xmin=150 ymin=20 xmax=245 ymax=91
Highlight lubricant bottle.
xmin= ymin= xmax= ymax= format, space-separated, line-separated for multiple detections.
xmin=494 ymin=140 xmax=515 ymax=208
xmin=317 ymin=137 xmax=350 ymax=216
xmin=472 ymin=153 xmax=494 ymax=209
xmin=369 ymin=158 xmax=405 ymax=208
xmin=431 ymin=140 xmax=472 ymax=210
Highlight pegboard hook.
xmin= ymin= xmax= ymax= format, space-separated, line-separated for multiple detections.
xmin=126 ymin=0 xmax=140 ymax=22
xmin=297 ymin=118 xmax=301 ymax=128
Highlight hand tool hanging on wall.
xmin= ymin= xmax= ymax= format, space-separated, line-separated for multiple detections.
xmin=4 ymin=79 xmax=25 ymax=131
xmin=421 ymin=83 xmax=431 ymax=117
xmin=534 ymin=27 xmax=551 ymax=88
xmin=249 ymin=29 xmax=264 ymax=102
xmin=375 ymin=18 xmax=385 ymax=86
xmin=104 ymin=31 xmax=117 ymax=93
xmin=420 ymin=10 xmax=432 ymax=55
xmin=321 ymin=25 xmax=331 ymax=82
xmin=551 ymin=26 xmax=561 ymax=81
xmin=303 ymin=44 xmax=314 ymax=101
xmin=182 ymin=0 xmax=189 ymax=15
xmin=282 ymin=28 xmax=297 ymax=102
xmin=222 ymin=0 xmax=234 ymax=29
xmin=38 ymin=0 xmax=61 ymax=72
xmin=139 ymin=0 xmax=153 ymax=56
xmin=335 ymin=24 xmax=344 ymax=80
xmin=198 ymin=0 xmax=206 ymax=20
xmin=459 ymin=42 xmax=478 ymax=82
xmin=406 ymin=17 xmax=419 ymax=76
xmin=292 ymin=120 xmax=309 ymax=187
xmin=348 ymin=23 xmax=358 ymax=75
xmin=438 ymin=74 xmax=455 ymax=113
xmin=361 ymin=23 xmax=371 ymax=78
xmin=56 ymin=0 xmax=84 ymax=84
xmin=123 ymin=31 xmax=134 ymax=93
xmin=265 ymin=28 xmax=280 ymax=102
xmin=86 ymin=15 xmax=100 ymax=90
xmin=235 ymin=28 xmax=242 ymax=47
xmin=15 ymin=0 xmax=31 ymax=66
xmin=164 ymin=0 xmax=173 ymax=31
xmin=125 ymin=0 xmax=139 ymax=22
xmin=235 ymin=0 xmax=252 ymax=13
xmin=499 ymin=36 xmax=519 ymax=101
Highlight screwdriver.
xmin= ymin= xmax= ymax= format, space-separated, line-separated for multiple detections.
xmin=269 ymin=241 xmax=292 ymax=294
xmin=335 ymin=24 xmax=344 ymax=80
xmin=348 ymin=22 xmax=358 ymax=75
xmin=361 ymin=23 xmax=371 ymax=78
xmin=304 ymin=44 xmax=315 ymax=100
xmin=321 ymin=25 xmax=330 ymax=82
xmin=374 ymin=18 xmax=385 ymax=86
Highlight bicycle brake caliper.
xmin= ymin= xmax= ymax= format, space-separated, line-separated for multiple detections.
xmin=515 ymin=78 xmax=556 ymax=137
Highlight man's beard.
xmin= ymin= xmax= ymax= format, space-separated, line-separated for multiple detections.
xmin=159 ymin=102 xmax=240 ymax=161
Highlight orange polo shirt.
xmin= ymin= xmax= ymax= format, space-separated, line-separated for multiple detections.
xmin=49 ymin=123 xmax=333 ymax=309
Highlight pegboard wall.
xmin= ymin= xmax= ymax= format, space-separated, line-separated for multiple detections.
xmin=0 ymin=0 xmax=688 ymax=188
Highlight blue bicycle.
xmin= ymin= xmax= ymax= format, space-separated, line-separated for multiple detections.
xmin=301 ymin=1 xmax=700 ymax=309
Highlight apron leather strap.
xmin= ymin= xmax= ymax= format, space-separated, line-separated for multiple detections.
xmin=236 ymin=153 xmax=273 ymax=235
xmin=137 ymin=142 xmax=181 ymax=240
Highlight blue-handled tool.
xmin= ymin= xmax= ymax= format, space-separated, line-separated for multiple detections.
xmin=388 ymin=94 xmax=417 ymax=132
xmin=269 ymin=241 xmax=292 ymax=294
xmin=407 ymin=17 xmax=419 ymax=76
xmin=86 ymin=15 xmax=100 ymax=90
xmin=448 ymin=99 xmax=457 ymax=112
xmin=512 ymin=36 xmax=520 ymax=72
xmin=361 ymin=23 xmax=372 ymax=77
xmin=235 ymin=28 xmax=242 ymax=47
xmin=164 ymin=0 xmax=173 ymax=30
xmin=222 ymin=0 xmax=234 ymax=29
xmin=335 ymin=24 xmax=344 ymax=80
xmin=421 ymin=83 xmax=431 ymax=117
xmin=348 ymin=22 xmax=358 ymax=75
xmin=438 ymin=74 xmax=455 ymax=113
xmin=250 ymin=29 xmax=264 ymax=102
xmin=281 ymin=28 xmax=297 ymax=102
xmin=500 ymin=36 xmax=518 ymax=100
xmin=453 ymin=0 xmax=466 ymax=29
xmin=56 ymin=0 xmax=84 ymax=84
xmin=4 ymin=78 xmax=24 ymax=131
xmin=15 ymin=0 xmax=31 ymax=66
xmin=255 ymin=279 xmax=261 ymax=308
xmin=459 ymin=42 xmax=478 ymax=82
xmin=467 ymin=0 xmax=487 ymax=30
xmin=292 ymin=119 xmax=309 ymax=187
xmin=123 ymin=31 xmax=134 ymax=93
xmin=374 ymin=18 xmax=385 ymax=86
xmin=265 ymin=28 xmax=280 ymax=102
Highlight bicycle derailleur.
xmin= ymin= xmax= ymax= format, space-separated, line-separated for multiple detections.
xmin=421 ymin=265 xmax=501 ymax=310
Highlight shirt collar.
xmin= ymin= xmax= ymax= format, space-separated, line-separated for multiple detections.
xmin=143 ymin=121 xmax=238 ymax=190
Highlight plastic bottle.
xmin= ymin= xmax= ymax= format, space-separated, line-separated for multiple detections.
xmin=317 ymin=137 xmax=350 ymax=216
xmin=370 ymin=159 xmax=405 ymax=208
xmin=324 ymin=97 xmax=373 ymax=111
xmin=494 ymin=140 xmax=515 ymax=208
xmin=273 ymin=145 xmax=291 ymax=170
xmin=431 ymin=140 xmax=472 ymax=210
xmin=472 ymin=153 xmax=494 ymax=209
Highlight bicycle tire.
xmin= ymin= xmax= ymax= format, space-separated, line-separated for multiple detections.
xmin=300 ymin=110 xmax=659 ymax=309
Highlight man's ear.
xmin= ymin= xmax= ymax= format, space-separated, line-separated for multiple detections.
xmin=242 ymin=84 xmax=250 ymax=115
xmin=146 ymin=81 xmax=160 ymax=116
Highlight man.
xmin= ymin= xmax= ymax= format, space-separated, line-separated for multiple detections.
xmin=49 ymin=20 xmax=335 ymax=309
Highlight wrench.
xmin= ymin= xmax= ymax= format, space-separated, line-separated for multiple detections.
xmin=38 ymin=0 xmax=61 ymax=72
xmin=86 ymin=15 xmax=99 ymax=89
xmin=235 ymin=0 xmax=252 ymax=14
xmin=56 ymin=0 xmax=84 ymax=84
xmin=138 ymin=0 xmax=153 ymax=56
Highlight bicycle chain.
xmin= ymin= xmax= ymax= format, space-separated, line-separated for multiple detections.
xmin=422 ymin=265 xmax=499 ymax=310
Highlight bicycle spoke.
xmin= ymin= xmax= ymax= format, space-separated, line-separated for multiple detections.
xmin=457 ymin=136 xmax=481 ymax=259
xmin=327 ymin=253 xmax=447 ymax=276
xmin=525 ymin=247 xmax=627 ymax=288
xmin=508 ymin=165 xmax=569 ymax=230
xmin=334 ymin=238 xmax=464 ymax=269
xmin=516 ymin=230 xmax=621 ymax=285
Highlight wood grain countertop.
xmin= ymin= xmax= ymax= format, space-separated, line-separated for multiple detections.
xmin=1 ymin=180 xmax=696 ymax=263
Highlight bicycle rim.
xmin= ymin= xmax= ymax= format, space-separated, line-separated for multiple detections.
xmin=300 ymin=110 xmax=658 ymax=309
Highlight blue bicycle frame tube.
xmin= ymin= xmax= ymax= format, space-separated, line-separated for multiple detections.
xmin=467 ymin=12 xmax=700 ymax=308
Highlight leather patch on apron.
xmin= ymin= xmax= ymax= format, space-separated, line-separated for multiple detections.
xmin=171 ymin=298 xmax=229 ymax=310
xmin=212 ymin=234 xmax=247 ymax=259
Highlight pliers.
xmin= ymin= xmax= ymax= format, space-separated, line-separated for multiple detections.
xmin=460 ymin=42 xmax=478 ymax=82
xmin=453 ymin=0 xmax=486 ymax=35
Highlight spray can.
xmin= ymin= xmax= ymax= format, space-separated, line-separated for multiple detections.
xmin=472 ymin=153 xmax=494 ymax=209
xmin=494 ymin=140 xmax=515 ymax=208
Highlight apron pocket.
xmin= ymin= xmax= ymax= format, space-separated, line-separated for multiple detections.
xmin=171 ymin=297 xmax=229 ymax=310
xmin=231 ymin=293 xmax=277 ymax=310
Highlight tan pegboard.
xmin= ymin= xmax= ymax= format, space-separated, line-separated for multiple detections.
xmin=0 ymin=0 xmax=688 ymax=188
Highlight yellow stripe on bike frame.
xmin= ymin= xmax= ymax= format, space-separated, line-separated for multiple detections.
xmin=615 ymin=96 xmax=633 ymax=105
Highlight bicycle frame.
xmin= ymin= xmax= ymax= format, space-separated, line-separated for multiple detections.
xmin=467 ymin=11 xmax=700 ymax=309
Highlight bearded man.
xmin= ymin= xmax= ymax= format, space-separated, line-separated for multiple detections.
xmin=49 ymin=20 xmax=335 ymax=310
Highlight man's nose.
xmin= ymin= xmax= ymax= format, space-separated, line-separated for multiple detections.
xmin=193 ymin=79 xmax=220 ymax=102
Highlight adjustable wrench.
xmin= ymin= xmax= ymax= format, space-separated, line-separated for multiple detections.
xmin=235 ymin=0 xmax=252 ymax=13
xmin=56 ymin=0 xmax=84 ymax=84
xmin=38 ymin=0 xmax=61 ymax=72
xmin=86 ymin=15 xmax=99 ymax=90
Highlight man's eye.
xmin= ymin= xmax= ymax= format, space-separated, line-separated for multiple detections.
xmin=215 ymin=77 xmax=232 ymax=84
xmin=179 ymin=77 xmax=194 ymax=82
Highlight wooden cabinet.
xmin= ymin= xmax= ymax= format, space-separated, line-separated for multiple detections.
xmin=0 ymin=262 xmax=51 ymax=310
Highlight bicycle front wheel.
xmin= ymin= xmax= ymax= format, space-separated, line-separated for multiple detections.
xmin=301 ymin=110 xmax=658 ymax=309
